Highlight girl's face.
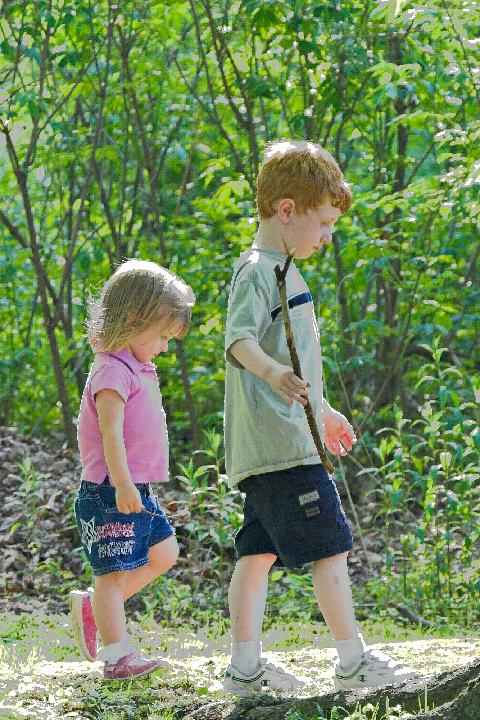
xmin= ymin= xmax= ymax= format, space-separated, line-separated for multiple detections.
xmin=126 ymin=321 xmax=178 ymax=363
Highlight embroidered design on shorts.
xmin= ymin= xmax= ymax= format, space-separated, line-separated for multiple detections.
xmin=80 ymin=517 xmax=97 ymax=553
xmin=305 ymin=506 xmax=321 ymax=518
xmin=298 ymin=490 xmax=320 ymax=506
xmin=96 ymin=522 xmax=135 ymax=541
xmin=80 ymin=517 xmax=136 ymax=553
xmin=98 ymin=540 xmax=135 ymax=558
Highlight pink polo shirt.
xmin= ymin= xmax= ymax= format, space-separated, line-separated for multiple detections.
xmin=77 ymin=348 xmax=169 ymax=484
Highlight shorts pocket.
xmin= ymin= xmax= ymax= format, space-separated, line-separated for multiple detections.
xmin=293 ymin=471 xmax=348 ymax=531
xmin=94 ymin=485 xmax=121 ymax=513
xmin=76 ymin=483 xmax=101 ymax=503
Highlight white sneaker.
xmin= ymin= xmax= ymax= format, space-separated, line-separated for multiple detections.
xmin=223 ymin=658 xmax=307 ymax=697
xmin=334 ymin=647 xmax=418 ymax=690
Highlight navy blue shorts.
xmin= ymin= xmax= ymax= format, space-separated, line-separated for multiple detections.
xmin=74 ymin=479 xmax=174 ymax=576
xmin=235 ymin=464 xmax=353 ymax=569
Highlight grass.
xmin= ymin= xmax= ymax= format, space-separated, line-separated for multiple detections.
xmin=282 ymin=697 xmax=431 ymax=719
xmin=0 ymin=608 xmax=479 ymax=720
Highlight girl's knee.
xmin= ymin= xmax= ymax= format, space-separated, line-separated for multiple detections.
xmin=167 ymin=536 xmax=180 ymax=567
xmin=148 ymin=534 xmax=179 ymax=573
xmin=95 ymin=569 xmax=127 ymax=590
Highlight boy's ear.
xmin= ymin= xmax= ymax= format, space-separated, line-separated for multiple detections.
xmin=277 ymin=198 xmax=295 ymax=223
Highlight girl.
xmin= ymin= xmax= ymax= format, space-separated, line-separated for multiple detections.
xmin=69 ymin=259 xmax=195 ymax=680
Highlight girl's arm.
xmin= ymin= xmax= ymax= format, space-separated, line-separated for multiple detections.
xmin=95 ymin=389 xmax=142 ymax=513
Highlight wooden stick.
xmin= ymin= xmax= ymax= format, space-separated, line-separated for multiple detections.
xmin=274 ymin=254 xmax=335 ymax=474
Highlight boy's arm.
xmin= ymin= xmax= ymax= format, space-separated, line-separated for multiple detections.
xmin=229 ymin=338 xmax=310 ymax=407
xmin=95 ymin=389 xmax=143 ymax=513
xmin=230 ymin=339 xmax=357 ymax=456
xmin=322 ymin=397 xmax=334 ymax=414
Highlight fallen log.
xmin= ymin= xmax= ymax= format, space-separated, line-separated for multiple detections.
xmin=206 ymin=658 xmax=480 ymax=720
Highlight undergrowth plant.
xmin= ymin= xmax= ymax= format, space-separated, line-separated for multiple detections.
xmin=361 ymin=341 xmax=480 ymax=624
xmin=138 ymin=349 xmax=479 ymax=630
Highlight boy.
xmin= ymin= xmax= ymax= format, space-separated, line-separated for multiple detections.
xmin=222 ymin=141 xmax=416 ymax=694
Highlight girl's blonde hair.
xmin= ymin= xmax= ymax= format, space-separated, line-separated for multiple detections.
xmin=87 ymin=259 xmax=195 ymax=352
xmin=257 ymin=140 xmax=352 ymax=220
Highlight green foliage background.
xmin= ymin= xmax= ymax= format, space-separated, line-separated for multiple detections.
xmin=1 ymin=0 xmax=479 ymax=624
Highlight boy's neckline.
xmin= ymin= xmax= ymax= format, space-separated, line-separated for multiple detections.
xmin=251 ymin=243 xmax=292 ymax=262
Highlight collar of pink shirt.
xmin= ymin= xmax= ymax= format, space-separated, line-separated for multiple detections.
xmin=106 ymin=347 xmax=157 ymax=375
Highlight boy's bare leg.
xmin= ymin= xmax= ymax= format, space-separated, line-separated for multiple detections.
xmin=312 ymin=551 xmax=357 ymax=639
xmin=228 ymin=554 xmax=277 ymax=675
xmin=312 ymin=551 xmax=364 ymax=666
xmin=228 ymin=554 xmax=277 ymax=641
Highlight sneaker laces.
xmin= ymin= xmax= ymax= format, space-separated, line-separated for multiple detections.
xmin=365 ymin=649 xmax=398 ymax=664
xmin=261 ymin=659 xmax=306 ymax=687
xmin=362 ymin=649 xmax=410 ymax=675
xmin=105 ymin=651 xmax=158 ymax=670
xmin=124 ymin=652 xmax=153 ymax=667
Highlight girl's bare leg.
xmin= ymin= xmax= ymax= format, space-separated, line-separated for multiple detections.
xmin=93 ymin=535 xmax=179 ymax=645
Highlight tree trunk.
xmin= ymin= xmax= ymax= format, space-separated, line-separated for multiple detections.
xmin=331 ymin=233 xmax=355 ymax=416
xmin=7 ymin=147 xmax=77 ymax=448
xmin=175 ymin=338 xmax=201 ymax=453
xmin=373 ymin=34 xmax=407 ymax=410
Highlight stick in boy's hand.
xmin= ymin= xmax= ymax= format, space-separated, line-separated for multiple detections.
xmin=274 ymin=254 xmax=335 ymax=474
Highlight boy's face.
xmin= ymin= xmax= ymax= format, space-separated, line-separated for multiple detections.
xmin=281 ymin=200 xmax=341 ymax=260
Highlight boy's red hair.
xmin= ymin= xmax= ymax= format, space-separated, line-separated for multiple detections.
xmin=257 ymin=141 xmax=352 ymax=220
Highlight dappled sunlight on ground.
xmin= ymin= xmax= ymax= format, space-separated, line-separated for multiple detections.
xmin=1 ymin=611 xmax=479 ymax=719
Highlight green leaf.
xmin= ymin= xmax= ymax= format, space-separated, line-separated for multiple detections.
xmin=24 ymin=46 xmax=41 ymax=64
xmin=245 ymin=74 xmax=275 ymax=99
xmin=95 ymin=146 xmax=118 ymax=162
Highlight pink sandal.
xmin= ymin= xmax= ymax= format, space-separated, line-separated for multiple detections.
xmin=69 ymin=588 xmax=98 ymax=662
xmin=103 ymin=651 xmax=162 ymax=680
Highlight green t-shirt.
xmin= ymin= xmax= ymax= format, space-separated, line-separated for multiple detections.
xmin=224 ymin=244 xmax=325 ymax=488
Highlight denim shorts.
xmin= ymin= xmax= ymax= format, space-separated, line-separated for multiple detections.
xmin=235 ymin=464 xmax=353 ymax=569
xmin=74 ymin=479 xmax=174 ymax=576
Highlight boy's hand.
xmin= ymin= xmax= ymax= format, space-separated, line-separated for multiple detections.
xmin=268 ymin=363 xmax=310 ymax=406
xmin=323 ymin=405 xmax=357 ymax=456
xmin=115 ymin=482 xmax=143 ymax=514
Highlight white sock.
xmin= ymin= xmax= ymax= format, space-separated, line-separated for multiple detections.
xmin=334 ymin=632 xmax=366 ymax=669
xmin=231 ymin=640 xmax=262 ymax=676
xmin=97 ymin=638 xmax=135 ymax=663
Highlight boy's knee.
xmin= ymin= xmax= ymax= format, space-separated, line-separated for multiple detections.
xmin=313 ymin=551 xmax=349 ymax=568
xmin=238 ymin=553 xmax=278 ymax=571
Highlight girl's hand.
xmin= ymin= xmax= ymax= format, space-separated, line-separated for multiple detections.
xmin=268 ymin=363 xmax=310 ymax=406
xmin=115 ymin=482 xmax=143 ymax=514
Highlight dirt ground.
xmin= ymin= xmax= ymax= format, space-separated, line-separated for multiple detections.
xmin=1 ymin=612 xmax=479 ymax=720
